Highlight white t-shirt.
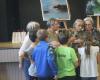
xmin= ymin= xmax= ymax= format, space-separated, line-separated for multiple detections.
xmin=28 ymin=63 xmax=37 ymax=76
xmin=78 ymin=46 xmax=99 ymax=77
xmin=19 ymin=33 xmax=32 ymax=56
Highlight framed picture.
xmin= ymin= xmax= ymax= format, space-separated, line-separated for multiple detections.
xmin=86 ymin=0 xmax=100 ymax=16
xmin=40 ymin=0 xmax=71 ymax=21
xmin=94 ymin=0 xmax=100 ymax=16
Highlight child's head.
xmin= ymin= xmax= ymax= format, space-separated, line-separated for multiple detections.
xmin=58 ymin=29 xmax=69 ymax=45
xmin=37 ymin=29 xmax=48 ymax=41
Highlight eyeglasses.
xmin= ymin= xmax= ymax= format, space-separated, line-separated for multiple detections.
xmin=52 ymin=23 xmax=60 ymax=26
xmin=85 ymin=24 xmax=92 ymax=26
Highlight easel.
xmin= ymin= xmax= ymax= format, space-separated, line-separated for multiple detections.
xmin=89 ymin=15 xmax=100 ymax=30
xmin=96 ymin=16 xmax=100 ymax=80
xmin=97 ymin=16 xmax=100 ymax=29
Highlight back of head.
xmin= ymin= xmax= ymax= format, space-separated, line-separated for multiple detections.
xmin=26 ymin=21 xmax=40 ymax=32
xmin=26 ymin=21 xmax=40 ymax=42
xmin=29 ymin=31 xmax=37 ymax=42
xmin=58 ymin=29 xmax=69 ymax=45
xmin=37 ymin=29 xmax=48 ymax=41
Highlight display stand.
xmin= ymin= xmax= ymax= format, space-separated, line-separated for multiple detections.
xmin=88 ymin=15 xmax=100 ymax=29
xmin=97 ymin=16 xmax=100 ymax=29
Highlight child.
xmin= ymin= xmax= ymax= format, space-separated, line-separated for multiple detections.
xmin=78 ymin=33 xmax=99 ymax=80
xmin=32 ymin=29 xmax=57 ymax=80
xmin=55 ymin=30 xmax=78 ymax=80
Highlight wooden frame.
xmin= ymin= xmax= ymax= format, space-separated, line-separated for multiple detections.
xmin=40 ymin=0 xmax=71 ymax=21
xmin=86 ymin=0 xmax=100 ymax=16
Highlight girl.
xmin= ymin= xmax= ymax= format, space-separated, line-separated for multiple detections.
xmin=78 ymin=33 xmax=99 ymax=80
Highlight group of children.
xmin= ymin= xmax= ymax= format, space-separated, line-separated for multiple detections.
xmin=19 ymin=17 xmax=100 ymax=80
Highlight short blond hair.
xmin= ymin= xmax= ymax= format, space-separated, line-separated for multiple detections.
xmin=37 ymin=29 xmax=48 ymax=40
xmin=84 ymin=17 xmax=94 ymax=24
xmin=73 ymin=19 xmax=84 ymax=27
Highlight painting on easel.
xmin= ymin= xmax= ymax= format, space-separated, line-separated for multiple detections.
xmin=40 ymin=0 xmax=71 ymax=21
xmin=86 ymin=0 xmax=100 ymax=16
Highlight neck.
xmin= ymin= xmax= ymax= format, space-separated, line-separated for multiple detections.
xmin=61 ymin=44 xmax=68 ymax=46
xmin=48 ymin=28 xmax=55 ymax=33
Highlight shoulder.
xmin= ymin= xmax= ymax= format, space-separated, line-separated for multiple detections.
xmin=91 ymin=46 xmax=99 ymax=52
xmin=21 ymin=35 xmax=32 ymax=46
xmin=78 ymin=47 xmax=85 ymax=50
xmin=78 ymin=47 xmax=85 ymax=54
xmin=19 ymin=35 xmax=31 ymax=51
xmin=67 ymin=47 xmax=75 ymax=51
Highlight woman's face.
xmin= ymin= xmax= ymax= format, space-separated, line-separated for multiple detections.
xmin=85 ymin=20 xmax=93 ymax=32
xmin=75 ymin=21 xmax=84 ymax=31
xmin=53 ymin=21 xmax=60 ymax=31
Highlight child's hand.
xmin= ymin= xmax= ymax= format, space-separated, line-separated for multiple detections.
xmin=19 ymin=63 xmax=22 ymax=69
xmin=54 ymin=75 xmax=58 ymax=80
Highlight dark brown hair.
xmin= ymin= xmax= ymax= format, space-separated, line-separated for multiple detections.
xmin=85 ymin=33 xmax=93 ymax=56
xmin=58 ymin=29 xmax=69 ymax=45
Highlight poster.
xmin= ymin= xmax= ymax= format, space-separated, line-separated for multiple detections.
xmin=86 ymin=0 xmax=100 ymax=16
xmin=40 ymin=0 xmax=71 ymax=21
xmin=94 ymin=0 xmax=100 ymax=15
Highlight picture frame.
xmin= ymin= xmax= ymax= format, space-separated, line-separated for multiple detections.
xmin=40 ymin=0 xmax=71 ymax=21
xmin=86 ymin=0 xmax=100 ymax=16
xmin=94 ymin=0 xmax=100 ymax=16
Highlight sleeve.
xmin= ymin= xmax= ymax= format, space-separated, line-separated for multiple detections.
xmin=47 ymin=47 xmax=57 ymax=75
xmin=71 ymin=48 xmax=78 ymax=64
xmin=24 ymin=45 xmax=34 ymax=55
xmin=96 ymin=46 xmax=99 ymax=55
xmin=18 ymin=35 xmax=32 ymax=56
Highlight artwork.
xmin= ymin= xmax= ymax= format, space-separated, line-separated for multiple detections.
xmin=86 ymin=0 xmax=100 ymax=16
xmin=94 ymin=0 xmax=100 ymax=15
xmin=40 ymin=0 xmax=71 ymax=21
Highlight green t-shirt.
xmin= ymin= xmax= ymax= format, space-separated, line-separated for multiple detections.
xmin=55 ymin=45 xmax=78 ymax=78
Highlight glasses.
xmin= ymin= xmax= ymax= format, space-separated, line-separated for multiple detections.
xmin=85 ymin=24 xmax=92 ymax=27
xmin=53 ymin=23 xmax=60 ymax=26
